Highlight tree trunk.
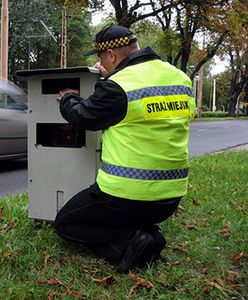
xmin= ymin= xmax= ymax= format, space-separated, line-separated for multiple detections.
xmin=180 ymin=40 xmax=191 ymax=73
xmin=228 ymin=78 xmax=247 ymax=117
xmin=244 ymin=82 xmax=248 ymax=116
xmin=228 ymin=94 xmax=238 ymax=117
xmin=167 ymin=55 xmax=173 ymax=64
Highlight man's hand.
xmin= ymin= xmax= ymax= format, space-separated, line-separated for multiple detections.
xmin=94 ymin=62 xmax=109 ymax=77
xmin=56 ymin=88 xmax=79 ymax=102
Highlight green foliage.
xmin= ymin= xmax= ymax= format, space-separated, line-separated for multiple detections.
xmin=131 ymin=21 xmax=162 ymax=54
xmin=0 ymin=151 xmax=248 ymax=299
xmin=199 ymin=111 xmax=245 ymax=118
xmin=52 ymin=0 xmax=89 ymax=10
xmin=52 ymin=0 xmax=104 ymax=10
xmin=9 ymin=0 xmax=94 ymax=84
xmin=66 ymin=12 xmax=93 ymax=67
xmin=156 ymin=28 xmax=181 ymax=63
xmin=9 ymin=0 xmax=60 ymax=82
xmin=200 ymin=111 xmax=229 ymax=118
xmin=215 ymin=72 xmax=232 ymax=109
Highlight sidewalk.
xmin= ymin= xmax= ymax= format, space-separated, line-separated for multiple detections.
xmin=216 ymin=143 xmax=248 ymax=153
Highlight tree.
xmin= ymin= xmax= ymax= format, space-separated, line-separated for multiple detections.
xmin=66 ymin=11 xmax=93 ymax=66
xmin=109 ymin=0 xmax=171 ymax=28
xmin=51 ymin=0 xmax=97 ymax=67
xmin=9 ymin=0 xmax=93 ymax=84
xmin=104 ymin=0 xmax=248 ymax=118
xmin=225 ymin=5 xmax=248 ymax=116
xmin=131 ymin=20 xmax=162 ymax=54
xmin=52 ymin=0 xmax=103 ymax=10
xmin=149 ymin=0 xmax=232 ymax=79
xmin=103 ymin=1 xmax=231 ymax=79
xmin=227 ymin=41 xmax=248 ymax=117
xmin=211 ymin=72 xmax=231 ymax=111
xmin=243 ymin=82 xmax=248 ymax=115
xmin=9 ymin=0 xmax=62 ymax=83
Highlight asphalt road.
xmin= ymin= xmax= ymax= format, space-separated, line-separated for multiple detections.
xmin=189 ymin=119 xmax=248 ymax=156
xmin=0 ymin=119 xmax=248 ymax=198
xmin=0 ymin=159 xmax=28 ymax=198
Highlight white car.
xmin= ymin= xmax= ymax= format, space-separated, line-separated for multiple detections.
xmin=0 ymin=79 xmax=27 ymax=160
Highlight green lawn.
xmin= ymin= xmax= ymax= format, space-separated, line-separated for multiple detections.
xmin=0 ymin=151 xmax=247 ymax=299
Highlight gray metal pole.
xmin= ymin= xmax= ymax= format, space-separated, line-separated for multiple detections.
xmin=212 ymin=78 xmax=216 ymax=112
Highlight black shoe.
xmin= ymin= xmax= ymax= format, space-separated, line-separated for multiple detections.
xmin=115 ymin=229 xmax=155 ymax=273
xmin=136 ymin=226 xmax=166 ymax=268
xmin=148 ymin=225 xmax=166 ymax=260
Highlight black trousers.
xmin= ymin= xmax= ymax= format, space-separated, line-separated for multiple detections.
xmin=54 ymin=182 xmax=180 ymax=263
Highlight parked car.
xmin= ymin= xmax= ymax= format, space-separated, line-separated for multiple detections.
xmin=0 ymin=78 xmax=27 ymax=160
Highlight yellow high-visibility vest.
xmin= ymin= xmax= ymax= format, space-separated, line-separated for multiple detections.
xmin=96 ymin=59 xmax=196 ymax=200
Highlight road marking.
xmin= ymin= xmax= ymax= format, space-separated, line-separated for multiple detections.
xmin=196 ymin=129 xmax=208 ymax=132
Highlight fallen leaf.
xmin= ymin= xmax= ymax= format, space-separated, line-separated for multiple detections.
xmin=236 ymin=205 xmax=245 ymax=211
xmin=83 ymin=265 xmax=90 ymax=274
xmin=128 ymin=272 xmax=154 ymax=298
xmin=48 ymin=291 xmax=61 ymax=300
xmin=193 ymin=219 xmax=208 ymax=227
xmin=219 ymin=226 xmax=230 ymax=238
xmin=92 ymin=275 xmax=116 ymax=288
xmin=229 ymin=282 xmax=242 ymax=292
xmin=167 ymin=260 xmax=180 ymax=266
xmin=40 ymin=278 xmax=85 ymax=299
xmin=69 ymin=290 xmax=86 ymax=298
xmin=3 ymin=251 xmax=17 ymax=259
xmin=172 ymin=208 xmax=181 ymax=217
xmin=202 ymin=268 xmax=208 ymax=274
xmin=172 ymin=245 xmax=187 ymax=253
xmin=203 ymin=279 xmax=224 ymax=294
xmin=227 ymin=271 xmax=242 ymax=292
xmin=3 ymin=220 xmax=15 ymax=231
xmin=232 ymin=252 xmax=245 ymax=262
xmin=228 ymin=271 xmax=239 ymax=281
xmin=185 ymin=224 xmax=197 ymax=230
xmin=203 ymin=285 xmax=211 ymax=294
xmin=3 ymin=252 xmax=11 ymax=259
xmin=44 ymin=254 xmax=51 ymax=269
xmin=38 ymin=279 xmax=64 ymax=286
xmin=129 ymin=272 xmax=154 ymax=286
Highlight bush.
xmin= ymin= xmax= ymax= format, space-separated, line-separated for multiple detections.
xmin=198 ymin=111 xmax=245 ymax=118
xmin=200 ymin=111 xmax=228 ymax=118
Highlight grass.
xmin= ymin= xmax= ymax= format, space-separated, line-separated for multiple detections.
xmin=0 ymin=151 xmax=248 ymax=300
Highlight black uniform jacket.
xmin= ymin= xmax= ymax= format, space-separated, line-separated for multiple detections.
xmin=60 ymin=47 xmax=160 ymax=130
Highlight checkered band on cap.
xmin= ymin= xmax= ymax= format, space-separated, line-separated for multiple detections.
xmin=95 ymin=36 xmax=130 ymax=52
xmin=101 ymin=162 xmax=188 ymax=180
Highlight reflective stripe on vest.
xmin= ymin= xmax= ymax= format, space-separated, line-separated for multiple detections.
xmin=101 ymin=162 xmax=188 ymax=180
xmin=127 ymin=85 xmax=193 ymax=102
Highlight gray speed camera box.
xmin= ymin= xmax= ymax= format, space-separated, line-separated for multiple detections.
xmin=16 ymin=67 xmax=101 ymax=221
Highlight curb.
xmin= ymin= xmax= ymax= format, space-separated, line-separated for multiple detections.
xmin=215 ymin=143 xmax=248 ymax=153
